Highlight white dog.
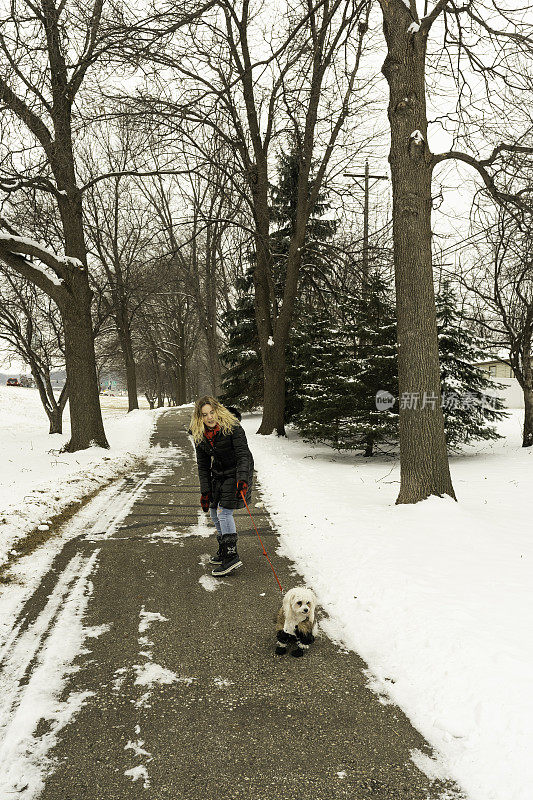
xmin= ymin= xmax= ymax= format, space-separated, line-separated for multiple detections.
xmin=275 ymin=587 xmax=318 ymax=657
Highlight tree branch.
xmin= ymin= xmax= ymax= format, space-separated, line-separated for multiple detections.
xmin=432 ymin=150 xmax=533 ymax=217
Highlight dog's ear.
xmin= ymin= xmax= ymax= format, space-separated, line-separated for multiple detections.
xmin=306 ymin=591 xmax=317 ymax=624
xmin=282 ymin=590 xmax=293 ymax=616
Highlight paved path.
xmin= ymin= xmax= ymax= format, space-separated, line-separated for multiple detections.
xmin=12 ymin=410 xmax=464 ymax=799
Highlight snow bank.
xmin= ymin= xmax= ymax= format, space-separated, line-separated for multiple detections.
xmin=241 ymin=410 xmax=532 ymax=800
xmin=0 ymin=386 xmax=158 ymax=570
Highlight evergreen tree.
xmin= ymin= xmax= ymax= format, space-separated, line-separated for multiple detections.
xmin=219 ymin=269 xmax=263 ymax=411
xmin=272 ymin=148 xmax=337 ymax=421
xmin=294 ymin=272 xmax=398 ymax=455
xmin=436 ymin=281 xmax=507 ymax=447
xmin=220 ymin=147 xmax=336 ymax=416
xmin=342 ymin=273 xmax=398 ymax=455
xmin=270 ymin=150 xmax=336 ymax=312
xmin=291 ymin=276 xmax=506 ymax=453
xmin=289 ymin=309 xmax=349 ymax=443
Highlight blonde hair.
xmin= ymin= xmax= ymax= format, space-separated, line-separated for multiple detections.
xmin=190 ymin=396 xmax=240 ymax=443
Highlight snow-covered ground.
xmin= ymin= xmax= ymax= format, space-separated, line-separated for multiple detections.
xmin=1 ymin=388 xmax=530 ymax=800
xmin=241 ymin=410 xmax=532 ymax=800
xmin=0 ymin=386 xmax=156 ymax=572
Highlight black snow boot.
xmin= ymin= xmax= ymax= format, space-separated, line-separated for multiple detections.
xmin=209 ymin=536 xmax=224 ymax=565
xmin=211 ymin=536 xmax=242 ymax=576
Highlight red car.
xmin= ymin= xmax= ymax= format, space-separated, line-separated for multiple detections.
xmin=6 ymin=377 xmax=21 ymax=386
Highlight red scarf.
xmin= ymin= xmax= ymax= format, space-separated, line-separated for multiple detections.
xmin=204 ymin=423 xmax=220 ymax=447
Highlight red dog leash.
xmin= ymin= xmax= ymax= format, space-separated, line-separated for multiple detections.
xmin=240 ymin=490 xmax=283 ymax=594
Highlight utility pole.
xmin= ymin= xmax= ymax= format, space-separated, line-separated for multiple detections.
xmin=345 ymin=161 xmax=389 ymax=292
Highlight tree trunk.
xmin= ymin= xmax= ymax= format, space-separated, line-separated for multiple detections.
xmin=253 ymin=171 xmax=297 ymax=437
xmin=125 ymin=348 xmax=139 ymax=412
xmin=257 ymin=352 xmax=286 ymax=435
xmin=149 ymin=345 xmax=164 ymax=408
xmin=246 ymin=154 xmax=288 ymax=436
xmin=523 ymin=386 xmax=533 ymax=447
xmin=380 ymin=1 xmax=455 ymax=503
xmin=176 ymin=361 xmax=187 ymax=405
xmin=206 ymin=332 xmax=222 ymax=396
xmin=57 ymin=185 xmax=109 ymax=450
xmin=154 ymin=362 xmax=165 ymax=408
xmin=48 ymin=405 xmax=63 ymax=434
xmin=175 ymin=321 xmax=188 ymax=404
xmin=62 ymin=286 xmax=109 ymax=451
xmin=28 ymin=361 xmax=65 ymax=435
xmin=117 ymin=315 xmax=139 ymax=412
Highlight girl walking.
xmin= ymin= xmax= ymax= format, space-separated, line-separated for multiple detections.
xmin=190 ymin=396 xmax=254 ymax=576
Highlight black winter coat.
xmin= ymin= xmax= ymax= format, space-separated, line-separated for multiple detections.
xmin=195 ymin=424 xmax=254 ymax=510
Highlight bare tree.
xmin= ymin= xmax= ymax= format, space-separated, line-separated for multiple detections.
xmin=140 ymin=145 xmax=245 ymax=396
xmin=376 ymin=0 xmax=533 ymax=502
xmin=84 ymin=125 xmax=160 ymax=412
xmin=0 ymin=270 xmax=68 ymax=432
xmin=461 ymin=208 xmax=533 ymax=447
xmin=0 ymin=0 xmax=113 ymax=449
xmin=132 ymin=244 xmax=200 ymax=406
xmin=0 ymin=0 xmax=214 ymax=449
xmin=124 ymin=0 xmax=373 ymax=434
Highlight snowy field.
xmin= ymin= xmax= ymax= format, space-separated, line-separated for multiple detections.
xmin=0 ymin=386 xmax=155 ymax=572
xmin=241 ymin=411 xmax=532 ymax=800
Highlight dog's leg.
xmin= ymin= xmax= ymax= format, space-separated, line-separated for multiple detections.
xmin=291 ymin=626 xmax=313 ymax=657
xmin=276 ymin=628 xmax=295 ymax=656
xmin=290 ymin=641 xmax=308 ymax=658
xmin=295 ymin=621 xmax=315 ymax=645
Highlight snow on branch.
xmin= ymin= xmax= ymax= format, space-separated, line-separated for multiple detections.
xmin=0 ymin=232 xmax=85 ymax=278
xmin=0 ymin=230 xmax=84 ymax=300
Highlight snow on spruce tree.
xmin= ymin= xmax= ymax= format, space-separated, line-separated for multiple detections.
xmin=436 ymin=281 xmax=507 ymax=447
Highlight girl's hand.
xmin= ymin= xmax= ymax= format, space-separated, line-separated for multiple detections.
xmin=200 ymin=493 xmax=210 ymax=512
xmin=236 ymin=480 xmax=248 ymax=497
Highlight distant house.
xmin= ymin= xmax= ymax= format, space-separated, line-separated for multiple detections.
xmin=476 ymin=355 xmax=531 ymax=408
xmin=477 ymin=358 xmax=514 ymax=379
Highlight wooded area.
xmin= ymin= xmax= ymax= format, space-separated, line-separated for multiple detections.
xmin=0 ymin=0 xmax=531 ymax=502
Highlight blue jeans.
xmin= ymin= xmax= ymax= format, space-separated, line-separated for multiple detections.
xmin=209 ymin=505 xmax=237 ymax=537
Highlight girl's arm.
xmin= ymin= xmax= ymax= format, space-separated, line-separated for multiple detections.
xmin=231 ymin=425 xmax=252 ymax=482
xmin=195 ymin=444 xmax=212 ymax=494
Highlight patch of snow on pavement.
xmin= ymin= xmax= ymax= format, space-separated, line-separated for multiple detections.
xmin=213 ymin=677 xmax=233 ymax=689
xmin=125 ymin=739 xmax=151 ymax=758
xmin=138 ymin=608 xmax=169 ymax=634
xmin=124 ymin=764 xmax=150 ymax=789
xmin=133 ymin=664 xmax=193 ymax=687
xmin=0 ymin=550 xmax=103 ymax=799
xmin=199 ymin=574 xmax=223 ymax=592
